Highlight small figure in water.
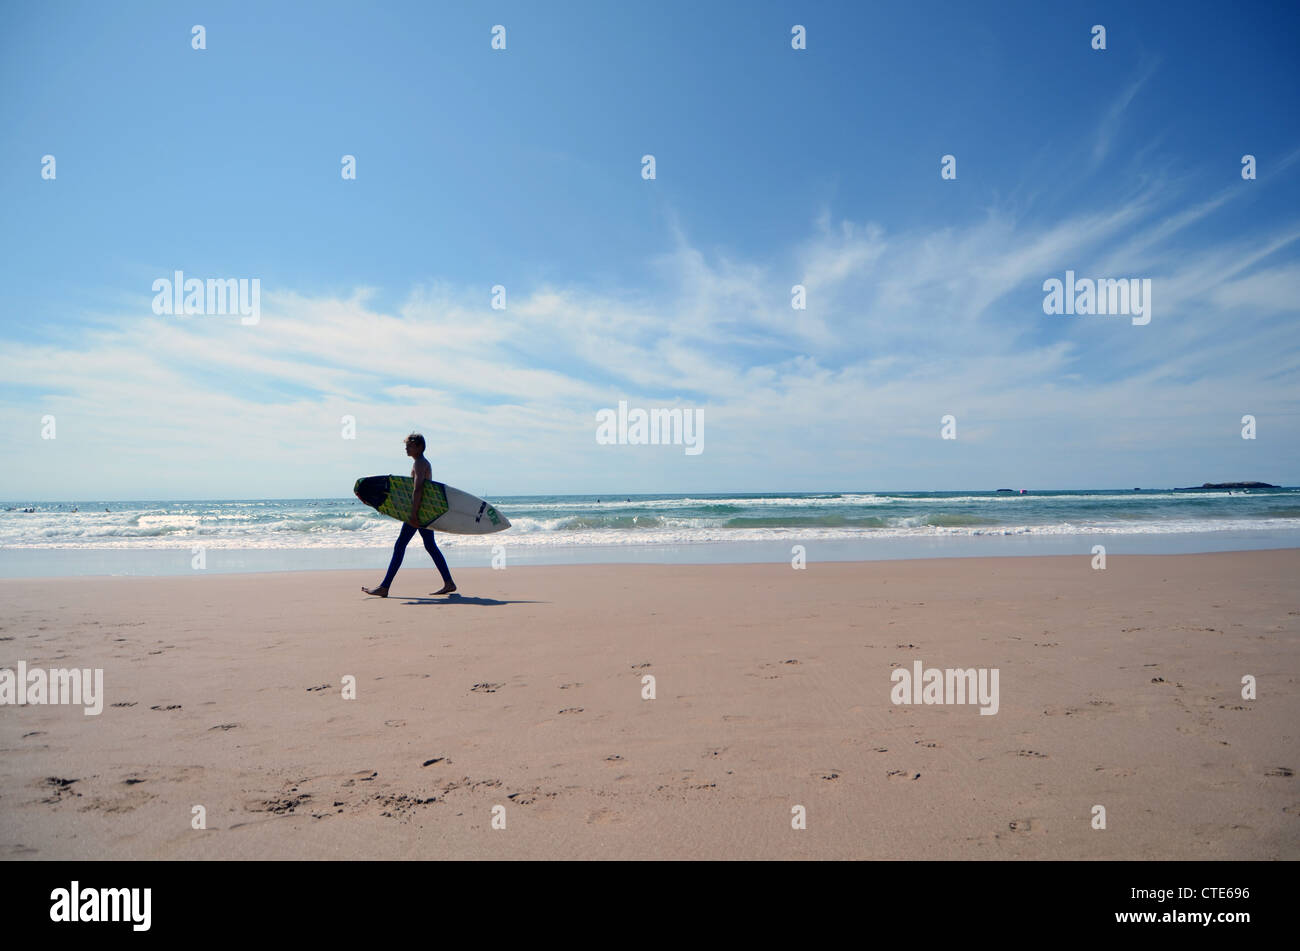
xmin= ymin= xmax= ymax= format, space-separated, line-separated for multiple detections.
xmin=362 ymin=433 xmax=457 ymax=598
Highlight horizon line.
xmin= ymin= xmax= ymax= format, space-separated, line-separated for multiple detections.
xmin=3 ymin=485 xmax=1295 ymax=505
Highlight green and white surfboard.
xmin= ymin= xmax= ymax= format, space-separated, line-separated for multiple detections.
xmin=353 ymin=476 xmax=510 ymax=535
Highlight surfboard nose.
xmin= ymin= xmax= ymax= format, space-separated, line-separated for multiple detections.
xmin=353 ymin=476 xmax=389 ymax=507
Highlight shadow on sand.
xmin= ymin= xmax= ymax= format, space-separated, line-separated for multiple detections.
xmin=396 ymin=594 xmax=543 ymax=606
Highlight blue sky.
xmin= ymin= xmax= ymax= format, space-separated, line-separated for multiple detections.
xmin=1 ymin=0 xmax=1298 ymax=499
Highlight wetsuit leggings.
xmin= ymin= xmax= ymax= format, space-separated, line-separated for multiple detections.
xmin=380 ymin=523 xmax=453 ymax=589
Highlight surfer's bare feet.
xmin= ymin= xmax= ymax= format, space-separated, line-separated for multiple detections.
xmin=362 ymin=585 xmax=389 ymax=598
xmin=431 ymin=583 xmax=457 ymax=596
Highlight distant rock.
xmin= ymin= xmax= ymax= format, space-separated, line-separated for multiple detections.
xmin=1172 ymin=481 xmax=1279 ymax=490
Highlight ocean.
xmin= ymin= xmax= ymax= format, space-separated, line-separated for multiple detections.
xmin=2 ymin=488 xmax=1299 ymax=577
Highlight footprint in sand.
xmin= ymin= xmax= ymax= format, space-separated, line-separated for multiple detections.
xmin=39 ymin=777 xmax=80 ymax=804
xmin=886 ymin=770 xmax=920 ymax=781
xmin=248 ymin=793 xmax=312 ymax=815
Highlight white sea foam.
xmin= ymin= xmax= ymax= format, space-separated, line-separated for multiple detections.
xmin=2 ymin=490 xmax=1295 ymax=552
xmin=3 ymin=517 xmax=1298 ymax=550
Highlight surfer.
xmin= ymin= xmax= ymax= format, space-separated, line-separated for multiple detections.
xmin=362 ymin=433 xmax=457 ymax=598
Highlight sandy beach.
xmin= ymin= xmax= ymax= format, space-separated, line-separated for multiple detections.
xmin=1 ymin=550 xmax=1296 ymax=860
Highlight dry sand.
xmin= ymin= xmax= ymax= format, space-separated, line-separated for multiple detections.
xmin=1 ymin=550 xmax=1297 ymax=859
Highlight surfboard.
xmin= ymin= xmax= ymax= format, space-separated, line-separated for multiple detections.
xmin=353 ymin=476 xmax=510 ymax=535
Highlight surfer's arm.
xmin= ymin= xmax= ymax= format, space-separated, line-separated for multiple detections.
xmin=408 ymin=475 xmax=424 ymax=526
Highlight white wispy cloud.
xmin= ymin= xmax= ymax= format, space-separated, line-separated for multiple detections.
xmin=1093 ymin=65 xmax=1157 ymax=165
xmin=1 ymin=167 xmax=1297 ymax=497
